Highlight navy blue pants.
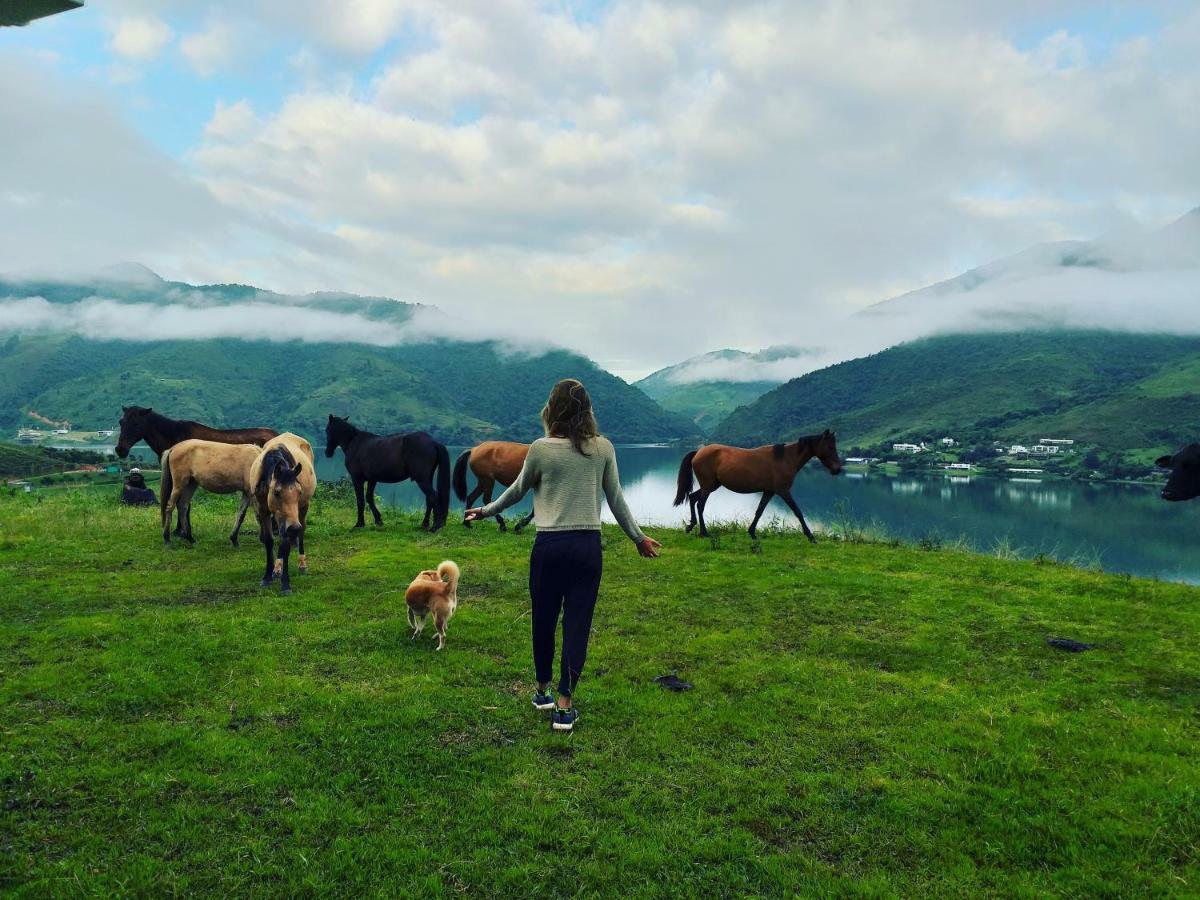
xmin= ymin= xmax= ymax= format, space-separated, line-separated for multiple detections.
xmin=529 ymin=530 xmax=603 ymax=697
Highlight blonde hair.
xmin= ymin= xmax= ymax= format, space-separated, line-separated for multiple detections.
xmin=541 ymin=378 xmax=599 ymax=454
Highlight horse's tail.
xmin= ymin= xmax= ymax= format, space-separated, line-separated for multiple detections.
xmin=452 ymin=449 xmax=472 ymax=502
xmin=159 ymin=448 xmax=173 ymax=523
xmin=673 ymin=450 xmax=697 ymax=507
xmin=434 ymin=441 xmax=451 ymax=528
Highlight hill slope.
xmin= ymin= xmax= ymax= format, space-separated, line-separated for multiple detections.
xmin=712 ymin=331 xmax=1200 ymax=456
xmin=0 ymin=269 xmax=695 ymax=444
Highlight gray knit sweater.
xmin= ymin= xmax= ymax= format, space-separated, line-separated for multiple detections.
xmin=478 ymin=436 xmax=646 ymax=543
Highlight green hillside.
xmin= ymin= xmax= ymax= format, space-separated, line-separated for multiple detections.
xmin=0 ymin=334 xmax=695 ymax=445
xmin=635 ymin=348 xmax=787 ymax=433
xmin=0 ymin=267 xmax=696 ymax=444
xmin=0 ymin=442 xmax=109 ymax=478
xmin=712 ymin=331 xmax=1200 ymax=458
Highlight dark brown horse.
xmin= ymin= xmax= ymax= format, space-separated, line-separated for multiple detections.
xmin=116 ymin=406 xmax=277 ymax=459
xmin=674 ymin=430 xmax=843 ymax=541
xmin=452 ymin=441 xmax=534 ymax=532
xmin=117 ymin=405 xmax=278 ymax=539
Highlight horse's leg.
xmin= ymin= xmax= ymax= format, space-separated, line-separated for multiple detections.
xmin=259 ymin=514 xmax=275 ymax=586
xmin=352 ymin=476 xmax=366 ymax=528
xmin=685 ymin=488 xmax=701 ymax=533
xmin=162 ymin=482 xmax=181 ymax=544
xmin=277 ymin=532 xmax=293 ymax=595
xmin=297 ymin=503 xmax=309 ymax=573
xmin=779 ymin=490 xmax=817 ymax=543
xmin=366 ymin=480 xmax=383 ymax=526
xmin=229 ymin=492 xmax=251 ymax=547
xmin=483 ymin=482 xmax=506 ymax=532
xmin=415 ymin=475 xmax=438 ymax=532
xmin=748 ymin=491 xmax=774 ymax=539
xmin=179 ymin=481 xmax=198 ymax=543
xmin=697 ymin=489 xmax=714 ymax=538
xmin=462 ymin=482 xmax=484 ymax=527
xmin=513 ymin=506 xmax=535 ymax=534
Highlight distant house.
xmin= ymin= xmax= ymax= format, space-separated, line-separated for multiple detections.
xmin=943 ymin=463 xmax=972 ymax=471
xmin=892 ymin=443 xmax=924 ymax=454
xmin=97 ymin=429 xmax=114 ymax=437
xmin=53 ymin=428 xmax=69 ymax=435
xmin=1031 ymin=444 xmax=1060 ymax=455
xmin=1008 ymin=445 xmax=1030 ymax=456
xmin=940 ymin=437 xmax=956 ymax=447
xmin=1038 ymin=438 xmax=1074 ymax=445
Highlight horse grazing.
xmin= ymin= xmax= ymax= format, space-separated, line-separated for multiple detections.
xmin=159 ymin=439 xmax=261 ymax=545
xmin=117 ymin=405 xmax=277 ymax=539
xmin=325 ymin=415 xmax=450 ymax=531
xmin=452 ymin=441 xmax=534 ymax=532
xmin=674 ymin=430 xmax=843 ymax=541
xmin=249 ymin=433 xmax=316 ymax=595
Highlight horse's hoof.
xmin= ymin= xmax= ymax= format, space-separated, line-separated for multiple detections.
xmin=230 ymin=537 xmax=238 ymax=547
xmin=748 ymin=531 xmax=757 ymax=540
xmin=352 ymin=523 xmax=364 ymax=529
xmin=260 ymin=577 xmax=274 ymax=587
xmin=462 ymin=520 xmax=472 ymax=528
xmin=280 ymin=587 xmax=292 ymax=596
xmin=685 ymin=524 xmax=695 ymax=534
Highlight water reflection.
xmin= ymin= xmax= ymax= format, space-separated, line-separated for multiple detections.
xmin=311 ymin=446 xmax=1197 ymax=584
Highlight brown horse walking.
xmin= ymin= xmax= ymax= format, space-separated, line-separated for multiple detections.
xmin=452 ymin=441 xmax=535 ymax=532
xmin=159 ymin=439 xmax=261 ymax=545
xmin=117 ymin=405 xmax=277 ymax=540
xmin=249 ymin=433 xmax=317 ymax=595
xmin=674 ymin=430 xmax=843 ymax=541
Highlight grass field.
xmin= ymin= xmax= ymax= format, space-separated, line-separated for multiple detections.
xmin=2 ymin=488 xmax=1199 ymax=896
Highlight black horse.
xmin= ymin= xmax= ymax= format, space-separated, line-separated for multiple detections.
xmin=324 ymin=415 xmax=450 ymax=531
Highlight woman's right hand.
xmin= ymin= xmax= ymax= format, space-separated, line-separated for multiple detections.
xmin=637 ymin=536 xmax=661 ymax=558
xmin=464 ymin=507 xmax=486 ymax=522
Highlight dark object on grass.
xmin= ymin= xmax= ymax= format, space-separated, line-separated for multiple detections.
xmin=654 ymin=673 xmax=693 ymax=691
xmin=1047 ymin=637 xmax=1093 ymax=653
xmin=121 ymin=485 xmax=157 ymax=506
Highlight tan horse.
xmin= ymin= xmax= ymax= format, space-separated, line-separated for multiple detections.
xmin=674 ymin=430 xmax=843 ymax=541
xmin=452 ymin=441 xmax=534 ymax=531
xmin=249 ymin=433 xmax=316 ymax=595
xmin=159 ymin=439 xmax=261 ymax=545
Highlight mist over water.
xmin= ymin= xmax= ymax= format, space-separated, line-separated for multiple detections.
xmin=314 ymin=447 xmax=1198 ymax=585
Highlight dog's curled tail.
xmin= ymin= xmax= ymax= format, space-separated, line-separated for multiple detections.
xmin=673 ymin=450 xmax=697 ymax=507
xmin=437 ymin=559 xmax=460 ymax=597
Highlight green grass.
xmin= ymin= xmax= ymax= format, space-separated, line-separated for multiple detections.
xmin=2 ymin=489 xmax=1199 ymax=896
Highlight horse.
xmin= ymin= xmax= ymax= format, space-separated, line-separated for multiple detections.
xmin=673 ymin=430 xmax=843 ymax=541
xmin=116 ymin=406 xmax=277 ymax=539
xmin=159 ymin=439 xmax=261 ymax=546
xmin=452 ymin=441 xmax=535 ymax=532
xmin=324 ymin=415 xmax=450 ymax=531
xmin=248 ymin=433 xmax=316 ymax=595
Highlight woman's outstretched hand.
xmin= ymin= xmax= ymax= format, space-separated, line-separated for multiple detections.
xmin=464 ymin=507 xmax=486 ymax=522
xmin=637 ymin=536 xmax=662 ymax=558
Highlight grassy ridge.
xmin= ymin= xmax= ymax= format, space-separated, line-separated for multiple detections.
xmin=2 ymin=489 xmax=1198 ymax=895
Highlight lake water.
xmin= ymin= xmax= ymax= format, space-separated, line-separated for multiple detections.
xmin=311 ymin=445 xmax=1199 ymax=585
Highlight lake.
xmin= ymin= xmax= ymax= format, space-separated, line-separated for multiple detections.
xmin=310 ymin=445 xmax=1198 ymax=585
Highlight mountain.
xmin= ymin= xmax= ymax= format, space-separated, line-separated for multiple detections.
xmin=635 ymin=346 xmax=819 ymax=433
xmin=711 ymin=331 xmax=1200 ymax=460
xmin=0 ymin=268 xmax=696 ymax=444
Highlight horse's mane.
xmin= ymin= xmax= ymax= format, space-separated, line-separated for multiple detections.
xmin=256 ymin=446 xmax=297 ymax=494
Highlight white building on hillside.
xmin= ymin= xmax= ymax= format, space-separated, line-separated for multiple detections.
xmin=1031 ymin=444 xmax=1060 ymax=455
xmin=940 ymin=437 xmax=956 ymax=446
xmin=892 ymin=443 xmax=924 ymax=454
xmin=1009 ymin=445 xmax=1030 ymax=456
xmin=1038 ymin=438 xmax=1074 ymax=445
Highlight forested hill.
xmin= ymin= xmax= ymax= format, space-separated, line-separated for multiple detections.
xmin=711 ymin=331 xmax=1200 ymax=456
xmin=0 ymin=267 xmax=695 ymax=444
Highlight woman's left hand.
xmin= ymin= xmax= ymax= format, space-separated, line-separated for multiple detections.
xmin=637 ymin=536 xmax=662 ymax=558
xmin=464 ymin=507 xmax=487 ymax=522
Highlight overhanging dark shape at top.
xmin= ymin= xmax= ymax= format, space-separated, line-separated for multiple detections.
xmin=0 ymin=0 xmax=83 ymax=27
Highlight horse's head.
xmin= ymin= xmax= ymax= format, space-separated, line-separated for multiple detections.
xmin=325 ymin=414 xmax=352 ymax=458
xmin=115 ymin=405 xmax=152 ymax=458
xmin=1157 ymin=443 xmax=1200 ymax=502
xmin=811 ymin=429 xmax=843 ymax=476
xmin=262 ymin=449 xmax=306 ymax=538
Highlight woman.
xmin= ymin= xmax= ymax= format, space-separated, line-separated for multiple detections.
xmin=466 ymin=378 xmax=661 ymax=732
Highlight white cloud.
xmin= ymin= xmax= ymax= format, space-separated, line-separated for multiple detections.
xmin=109 ymin=16 xmax=173 ymax=61
xmin=204 ymin=99 xmax=259 ymax=141
xmin=181 ymin=22 xmax=236 ymax=77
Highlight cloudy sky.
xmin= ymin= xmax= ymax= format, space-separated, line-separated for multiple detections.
xmin=2 ymin=1 xmax=1198 ymax=379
